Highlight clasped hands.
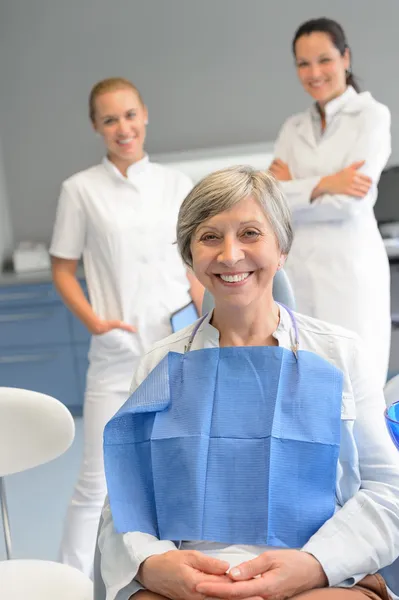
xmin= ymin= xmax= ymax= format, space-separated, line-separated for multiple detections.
xmin=138 ymin=548 xmax=327 ymax=600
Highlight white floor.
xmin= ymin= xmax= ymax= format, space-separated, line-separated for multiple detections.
xmin=0 ymin=418 xmax=83 ymax=560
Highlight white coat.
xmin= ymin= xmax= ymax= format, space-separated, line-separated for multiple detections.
xmin=99 ymin=307 xmax=399 ymax=600
xmin=274 ymin=86 xmax=391 ymax=387
xmin=50 ymin=155 xmax=192 ymax=391
xmin=50 ymin=155 xmax=193 ymax=575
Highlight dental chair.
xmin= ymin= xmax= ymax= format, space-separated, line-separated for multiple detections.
xmin=0 ymin=387 xmax=93 ymax=600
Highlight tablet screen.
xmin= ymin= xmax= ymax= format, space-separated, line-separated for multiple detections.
xmin=170 ymin=302 xmax=199 ymax=333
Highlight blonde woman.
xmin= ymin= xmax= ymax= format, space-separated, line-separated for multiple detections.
xmin=50 ymin=77 xmax=202 ymax=575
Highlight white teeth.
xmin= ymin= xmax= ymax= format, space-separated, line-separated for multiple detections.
xmin=118 ymin=138 xmax=133 ymax=145
xmin=220 ymin=272 xmax=250 ymax=283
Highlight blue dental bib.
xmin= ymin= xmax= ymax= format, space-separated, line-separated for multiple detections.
xmin=104 ymin=345 xmax=343 ymax=548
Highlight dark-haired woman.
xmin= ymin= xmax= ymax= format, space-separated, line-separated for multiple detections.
xmin=270 ymin=18 xmax=391 ymax=387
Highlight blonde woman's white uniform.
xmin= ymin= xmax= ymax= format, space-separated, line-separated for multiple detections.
xmin=274 ymin=87 xmax=391 ymax=387
xmin=50 ymin=155 xmax=193 ymax=575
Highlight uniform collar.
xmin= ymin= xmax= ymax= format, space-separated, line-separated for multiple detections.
xmin=297 ymin=86 xmax=368 ymax=147
xmin=310 ymin=85 xmax=358 ymax=122
xmin=197 ymin=303 xmax=293 ymax=350
xmin=102 ymin=154 xmax=150 ymax=182
xmin=310 ymin=86 xmax=374 ymax=125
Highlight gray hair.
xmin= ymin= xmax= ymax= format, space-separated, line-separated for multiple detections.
xmin=177 ymin=165 xmax=293 ymax=268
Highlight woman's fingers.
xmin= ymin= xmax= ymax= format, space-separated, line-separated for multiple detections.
xmin=354 ymin=178 xmax=371 ymax=191
xmin=119 ymin=321 xmax=137 ymax=333
xmin=354 ymin=173 xmax=372 ymax=185
xmin=197 ymin=576 xmax=271 ymax=599
xmin=348 ymin=185 xmax=369 ymax=198
xmin=346 ymin=173 xmax=372 ymax=197
xmin=349 ymin=160 xmax=366 ymax=170
xmin=188 ymin=551 xmax=230 ymax=575
xmin=228 ymin=554 xmax=274 ymax=580
xmin=107 ymin=320 xmax=137 ymax=333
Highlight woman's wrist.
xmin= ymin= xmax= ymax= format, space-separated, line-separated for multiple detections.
xmin=301 ymin=552 xmax=328 ymax=589
xmin=136 ymin=561 xmax=147 ymax=586
xmin=136 ymin=555 xmax=156 ymax=586
xmin=311 ymin=176 xmax=331 ymax=201
xmin=85 ymin=314 xmax=104 ymax=335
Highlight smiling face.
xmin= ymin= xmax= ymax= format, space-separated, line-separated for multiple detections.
xmin=190 ymin=195 xmax=284 ymax=311
xmin=92 ymin=87 xmax=148 ymax=173
xmin=294 ymin=31 xmax=349 ymax=107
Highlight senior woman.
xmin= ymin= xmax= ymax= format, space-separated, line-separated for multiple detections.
xmin=99 ymin=166 xmax=399 ymax=600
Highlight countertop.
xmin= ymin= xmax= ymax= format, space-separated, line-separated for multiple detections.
xmin=0 ymin=266 xmax=86 ymax=288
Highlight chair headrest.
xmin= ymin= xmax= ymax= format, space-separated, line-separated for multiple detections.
xmin=0 ymin=388 xmax=75 ymax=477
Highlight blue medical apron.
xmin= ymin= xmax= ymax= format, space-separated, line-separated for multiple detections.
xmin=104 ymin=307 xmax=344 ymax=548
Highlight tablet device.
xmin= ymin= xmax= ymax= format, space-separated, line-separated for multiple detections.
xmin=170 ymin=301 xmax=199 ymax=333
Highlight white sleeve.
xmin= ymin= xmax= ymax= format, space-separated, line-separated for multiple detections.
xmin=273 ymin=118 xmax=322 ymax=210
xmin=275 ymin=105 xmax=391 ymax=223
xmin=99 ymin=350 xmax=176 ymax=600
xmin=49 ymin=181 xmax=87 ymax=259
xmin=302 ymin=336 xmax=399 ymax=586
xmin=180 ymin=173 xmax=194 ymax=197
xmin=99 ymin=498 xmax=176 ymax=600
xmin=175 ymin=172 xmax=193 ymax=208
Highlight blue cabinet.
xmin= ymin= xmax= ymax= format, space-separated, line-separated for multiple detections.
xmin=0 ymin=303 xmax=71 ymax=347
xmin=0 ymin=345 xmax=80 ymax=408
xmin=0 ymin=279 xmax=90 ymax=415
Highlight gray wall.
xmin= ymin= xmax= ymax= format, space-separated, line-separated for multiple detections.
xmin=1 ymin=0 xmax=398 ymax=246
xmin=0 ymin=140 xmax=13 ymax=264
